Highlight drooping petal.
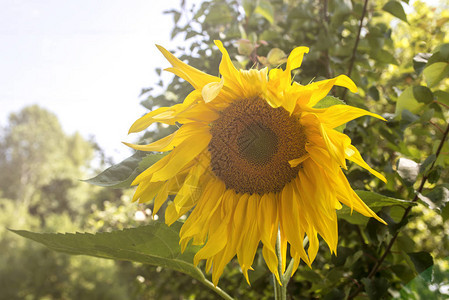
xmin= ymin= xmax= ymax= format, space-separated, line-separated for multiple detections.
xmin=307 ymin=75 xmax=357 ymax=107
xmin=345 ymin=145 xmax=387 ymax=182
xmin=236 ymin=194 xmax=261 ymax=283
xmin=320 ymin=124 xmax=351 ymax=169
xmin=258 ymin=193 xmax=280 ymax=282
xmin=286 ymin=46 xmax=309 ymax=72
xmin=332 ymin=167 xmax=387 ymax=225
xmin=156 ymin=45 xmax=219 ymax=89
xmin=214 ymin=40 xmax=243 ymax=95
xmin=150 ymin=130 xmax=211 ymax=182
xmin=124 ymin=123 xmax=210 ymax=152
xmin=279 ymin=181 xmax=310 ymax=266
xmin=172 ymin=153 xmax=210 ymax=214
xmin=315 ymin=104 xmax=386 ymax=128
xmin=128 ymin=90 xmax=202 ymax=133
xmin=202 ymin=77 xmax=224 ymax=103
xmin=179 ymin=178 xmax=227 ymax=250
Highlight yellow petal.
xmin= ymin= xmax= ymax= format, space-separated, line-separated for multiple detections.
xmin=213 ymin=40 xmax=243 ymax=94
xmin=153 ymin=181 xmax=169 ymax=215
xmin=289 ymin=154 xmax=310 ymax=167
xmin=286 ymin=46 xmax=309 ymax=71
xmin=128 ymin=90 xmax=202 ymax=133
xmin=173 ymin=156 xmax=209 ymax=213
xmin=320 ymin=124 xmax=351 ymax=169
xmin=135 ymin=181 xmax=165 ymax=204
xmin=150 ymin=130 xmax=211 ymax=182
xmin=156 ymin=45 xmax=219 ymax=89
xmin=124 ymin=123 xmax=209 ymax=152
xmin=316 ymin=104 xmax=386 ymax=129
xmin=279 ymin=181 xmax=310 ymax=266
xmin=308 ymin=75 xmax=357 ymax=107
xmin=237 ymin=194 xmax=260 ymax=284
xmin=333 ymin=168 xmax=387 ymax=225
xmin=128 ymin=106 xmax=173 ymax=134
xmin=202 ymin=77 xmax=224 ymax=103
xmin=175 ymin=102 xmax=220 ymax=124
xmin=345 ymin=145 xmax=387 ymax=183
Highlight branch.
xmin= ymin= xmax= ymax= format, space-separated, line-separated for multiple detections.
xmin=349 ymin=121 xmax=449 ymax=299
xmin=342 ymin=0 xmax=369 ymax=100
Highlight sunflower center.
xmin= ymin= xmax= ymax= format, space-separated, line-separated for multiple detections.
xmin=237 ymin=123 xmax=278 ymax=165
xmin=209 ymin=97 xmax=307 ymax=195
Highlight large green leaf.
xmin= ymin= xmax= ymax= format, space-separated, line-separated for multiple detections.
xmin=407 ymin=252 xmax=434 ymax=281
xmin=395 ymin=86 xmax=425 ymax=116
xmin=84 ymin=151 xmax=167 ymax=188
xmin=423 ymin=62 xmax=449 ymax=87
xmin=254 ymin=0 xmax=274 ymax=24
xmin=383 ymin=1 xmax=408 ymax=23
xmin=338 ymin=191 xmax=415 ymax=225
xmin=10 ymin=222 xmax=204 ymax=281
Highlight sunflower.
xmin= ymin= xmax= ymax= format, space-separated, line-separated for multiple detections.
xmin=125 ymin=41 xmax=387 ymax=285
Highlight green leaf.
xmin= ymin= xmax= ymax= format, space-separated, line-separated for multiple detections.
xmin=313 ymin=96 xmax=345 ymax=109
xmin=372 ymin=49 xmax=399 ymax=65
xmin=412 ymin=86 xmax=433 ymax=104
xmin=254 ymin=0 xmax=274 ymax=24
xmin=423 ymin=62 xmax=449 ymax=87
xmin=266 ymin=48 xmax=287 ymax=65
xmin=383 ymin=1 xmax=408 ymax=23
xmin=439 ymin=43 xmax=449 ymax=60
xmin=84 ymin=151 xmax=167 ymax=188
xmin=10 ymin=222 xmax=204 ymax=280
xmin=361 ymin=277 xmax=389 ymax=300
xmin=419 ymin=108 xmax=434 ymax=124
xmin=204 ymin=2 xmax=232 ymax=25
xmin=237 ymin=39 xmax=255 ymax=56
xmin=407 ymin=252 xmax=434 ymax=280
xmin=395 ymin=87 xmax=425 ymax=116
xmin=418 ymin=154 xmax=436 ymax=175
xmin=368 ymin=86 xmax=380 ymax=101
xmin=242 ymin=0 xmax=255 ymax=17
xmin=423 ymin=184 xmax=449 ymax=212
xmin=427 ymin=166 xmax=442 ymax=184
xmin=338 ymin=191 xmax=414 ymax=225
xmin=442 ymin=201 xmax=449 ymax=222
xmin=400 ymin=109 xmax=419 ymax=131
xmin=434 ymin=90 xmax=449 ymax=107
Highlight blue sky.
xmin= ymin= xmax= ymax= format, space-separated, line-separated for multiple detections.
xmin=0 ymin=0 xmax=198 ymax=162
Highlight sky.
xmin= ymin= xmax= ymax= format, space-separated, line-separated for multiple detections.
xmin=0 ymin=0 xmax=198 ymax=163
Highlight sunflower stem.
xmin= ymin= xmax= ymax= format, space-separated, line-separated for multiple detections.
xmin=273 ymin=273 xmax=281 ymax=299
xmin=274 ymin=229 xmax=288 ymax=300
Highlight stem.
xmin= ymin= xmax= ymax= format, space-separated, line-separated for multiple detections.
xmin=349 ymin=121 xmax=449 ymax=299
xmin=434 ymin=100 xmax=449 ymax=109
xmin=201 ymin=278 xmax=234 ymax=300
xmin=321 ymin=0 xmax=333 ymax=79
xmin=274 ymin=230 xmax=287 ymax=300
xmin=273 ymin=273 xmax=281 ymax=299
xmin=342 ymin=0 xmax=369 ymax=100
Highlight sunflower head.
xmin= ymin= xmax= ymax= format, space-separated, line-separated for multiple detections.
xmin=126 ymin=40 xmax=387 ymax=285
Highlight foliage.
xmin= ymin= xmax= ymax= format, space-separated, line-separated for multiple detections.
xmin=6 ymin=0 xmax=449 ymax=299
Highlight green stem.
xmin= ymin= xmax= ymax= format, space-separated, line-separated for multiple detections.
xmin=273 ymin=272 xmax=281 ymax=299
xmin=201 ymin=278 xmax=234 ymax=300
xmin=274 ymin=229 xmax=288 ymax=300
